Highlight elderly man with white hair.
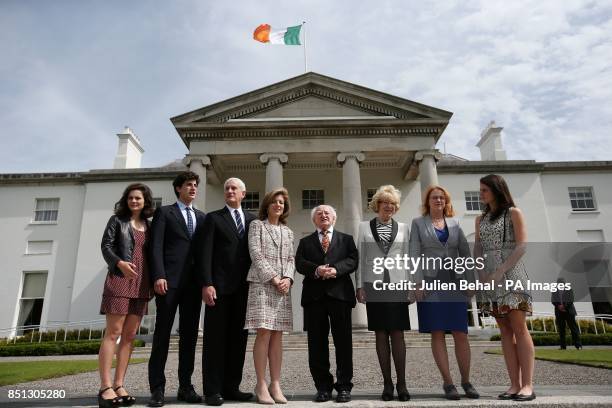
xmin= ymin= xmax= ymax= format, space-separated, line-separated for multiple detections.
xmin=295 ymin=204 xmax=359 ymax=403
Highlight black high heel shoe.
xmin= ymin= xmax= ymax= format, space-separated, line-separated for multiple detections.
xmin=113 ymin=385 xmax=136 ymax=406
xmin=98 ymin=387 xmax=120 ymax=408
xmin=381 ymin=383 xmax=394 ymax=401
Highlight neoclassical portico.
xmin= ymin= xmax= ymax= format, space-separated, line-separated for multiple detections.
xmin=171 ymin=72 xmax=452 ymax=329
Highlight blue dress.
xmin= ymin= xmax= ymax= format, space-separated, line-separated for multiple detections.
xmin=416 ymin=225 xmax=469 ymax=333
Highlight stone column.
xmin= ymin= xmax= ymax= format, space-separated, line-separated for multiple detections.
xmin=337 ymin=152 xmax=367 ymax=328
xmin=414 ymin=149 xmax=442 ymax=195
xmin=259 ymin=153 xmax=288 ymax=192
xmin=185 ymin=155 xmax=211 ymax=211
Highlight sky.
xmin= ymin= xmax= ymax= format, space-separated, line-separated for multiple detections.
xmin=1 ymin=0 xmax=611 ymax=173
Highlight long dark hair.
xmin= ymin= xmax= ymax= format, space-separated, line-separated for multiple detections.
xmin=115 ymin=183 xmax=155 ymax=219
xmin=480 ymin=174 xmax=515 ymax=221
xmin=258 ymin=188 xmax=291 ymax=225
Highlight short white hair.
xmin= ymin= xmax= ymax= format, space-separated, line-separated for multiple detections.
xmin=224 ymin=177 xmax=246 ymax=191
xmin=310 ymin=204 xmax=337 ymax=226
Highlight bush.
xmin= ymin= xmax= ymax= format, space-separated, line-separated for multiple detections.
xmin=0 ymin=339 xmax=145 ymax=357
xmin=489 ymin=332 xmax=612 ymax=346
xmin=2 ymin=327 xmax=149 ymax=344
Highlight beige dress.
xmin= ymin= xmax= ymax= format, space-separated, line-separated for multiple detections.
xmin=478 ymin=209 xmax=532 ymax=317
xmin=245 ymin=219 xmax=295 ymax=331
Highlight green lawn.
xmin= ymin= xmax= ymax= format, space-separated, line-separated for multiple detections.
xmin=0 ymin=358 xmax=148 ymax=386
xmin=485 ymin=348 xmax=612 ymax=369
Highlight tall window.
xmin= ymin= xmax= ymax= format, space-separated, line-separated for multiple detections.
xmin=26 ymin=241 xmax=53 ymax=255
xmin=464 ymin=191 xmax=482 ymax=212
xmin=153 ymin=197 xmax=162 ymax=209
xmin=302 ymin=190 xmax=324 ymax=210
xmin=33 ymin=198 xmax=59 ymax=222
xmin=568 ymin=187 xmax=596 ymax=211
xmin=242 ymin=192 xmax=260 ymax=210
xmin=366 ymin=188 xmax=377 ymax=207
xmin=17 ymin=272 xmax=48 ymax=333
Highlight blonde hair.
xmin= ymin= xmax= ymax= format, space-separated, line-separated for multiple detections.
xmin=368 ymin=185 xmax=401 ymax=212
xmin=421 ymin=185 xmax=455 ymax=217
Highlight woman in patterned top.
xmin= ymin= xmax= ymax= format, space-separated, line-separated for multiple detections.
xmin=475 ymin=174 xmax=535 ymax=401
xmin=98 ymin=183 xmax=154 ymax=407
xmin=355 ymin=185 xmax=411 ymax=401
xmin=245 ymin=188 xmax=295 ymax=404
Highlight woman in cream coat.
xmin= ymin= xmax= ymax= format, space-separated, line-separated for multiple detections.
xmin=245 ymin=188 xmax=295 ymax=404
xmin=355 ymin=185 xmax=411 ymax=401
xmin=409 ymin=185 xmax=479 ymax=400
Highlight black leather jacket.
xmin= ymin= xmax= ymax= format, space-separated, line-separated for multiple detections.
xmin=101 ymin=215 xmax=149 ymax=276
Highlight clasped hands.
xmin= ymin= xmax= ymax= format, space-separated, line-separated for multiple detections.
xmin=316 ymin=264 xmax=337 ymax=280
xmin=272 ymin=276 xmax=291 ymax=295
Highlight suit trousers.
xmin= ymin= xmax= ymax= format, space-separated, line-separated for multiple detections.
xmin=556 ymin=311 xmax=581 ymax=347
xmin=148 ymin=285 xmax=202 ymax=392
xmin=202 ymin=285 xmax=249 ymax=396
xmin=304 ymin=296 xmax=353 ymax=393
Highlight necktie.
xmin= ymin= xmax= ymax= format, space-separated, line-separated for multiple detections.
xmin=321 ymin=230 xmax=330 ymax=253
xmin=185 ymin=207 xmax=194 ymax=237
xmin=234 ymin=209 xmax=245 ymax=236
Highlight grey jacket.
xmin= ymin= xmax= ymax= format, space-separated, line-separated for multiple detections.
xmin=408 ymin=216 xmax=471 ymax=281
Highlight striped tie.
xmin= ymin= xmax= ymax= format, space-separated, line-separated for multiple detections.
xmin=320 ymin=230 xmax=329 ymax=253
xmin=185 ymin=207 xmax=194 ymax=237
xmin=234 ymin=209 xmax=245 ymax=236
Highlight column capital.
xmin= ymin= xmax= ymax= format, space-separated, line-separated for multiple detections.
xmin=183 ymin=154 xmax=211 ymax=167
xmin=414 ymin=149 xmax=442 ymax=163
xmin=336 ymin=152 xmax=365 ymax=164
xmin=259 ymin=153 xmax=288 ymax=165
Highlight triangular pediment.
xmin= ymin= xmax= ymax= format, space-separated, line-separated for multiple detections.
xmin=171 ymin=72 xmax=452 ymax=125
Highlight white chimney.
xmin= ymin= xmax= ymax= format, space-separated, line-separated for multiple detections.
xmin=476 ymin=121 xmax=507 ymax=161
xmin=113 ymin=126 xmax=144 ymax=169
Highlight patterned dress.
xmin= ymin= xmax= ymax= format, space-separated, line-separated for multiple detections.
xmin=245 ymin=220 xmax=295 ymax=331
xmin=478 ymin=210 xmax=532 ymax=317
xmin=100 ymin=228 xmax=152 ymax=316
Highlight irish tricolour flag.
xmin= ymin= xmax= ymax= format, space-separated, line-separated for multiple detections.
xmin=253 ymin=24 xmax=302 ymax=45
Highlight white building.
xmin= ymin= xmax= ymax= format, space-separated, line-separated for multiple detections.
xmin=1 ymin=73 xmax=610 ymax=334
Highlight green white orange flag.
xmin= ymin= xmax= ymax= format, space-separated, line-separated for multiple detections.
xmin=253 ymin=24 xmax=302 ymax=45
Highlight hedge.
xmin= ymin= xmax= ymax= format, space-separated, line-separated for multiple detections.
xmin=2 ymin=327 xmax=149 ymax=344
xmin=0 ymin=339 xmax=145 ymax=357
xmin=525 ymin=318 xmax=612 ymax=334
xmin=489 ymin=332 xmax=612 ymax=346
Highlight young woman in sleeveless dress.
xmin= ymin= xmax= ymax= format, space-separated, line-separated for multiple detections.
xmin=475 ymin=174 xmax=535 ymax=401
xmin=98 ymin=183 xmax=154 ymax=407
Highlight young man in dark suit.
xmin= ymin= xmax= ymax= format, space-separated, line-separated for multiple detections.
xmin=295 ymin=204 xmax=359 ymax=403
xmin=551 ymin=278 xmax=582 ymax=350
xmin=147 ymin=171 xmax=205 ymax=407
xmin=197 ymin=177 xmax=255 ymax=406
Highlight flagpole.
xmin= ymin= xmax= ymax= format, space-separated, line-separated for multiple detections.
xmin=302 ymin=21 xmax=307 ymax=73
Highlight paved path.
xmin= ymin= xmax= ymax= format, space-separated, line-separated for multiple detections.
xmin=1 ymin=347 xmax=610 ymax=407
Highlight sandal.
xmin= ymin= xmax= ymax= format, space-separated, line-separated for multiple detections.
xmin=113 ymin=385 xmax=136 ymax=406
xmin=98 ymin=387 xmax=120 ymax=408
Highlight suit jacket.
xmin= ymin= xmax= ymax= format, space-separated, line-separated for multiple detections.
xmin=355 ymin=218 xmax=409 ymax=288
xmin=552 ymin=288 xmax=577 ymax=316
xmin=408 ymin=216 xmax=471 ymax=282
xmin=246 ymin=219 xmax=295 ymax=283
xmin=196 ymin=206 xmax=256 ymax=295
xmin=295 ymin=229 xmax=359 ymax=307
xmin=148 ymin=203 xmax=206 ymax=289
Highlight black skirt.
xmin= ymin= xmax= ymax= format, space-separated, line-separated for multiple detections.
xmin=365 ymin=301 xmax=411 ymax=331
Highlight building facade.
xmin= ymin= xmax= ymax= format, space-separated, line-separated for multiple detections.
xmin=1 ymin=73 xmax=610 ymax=335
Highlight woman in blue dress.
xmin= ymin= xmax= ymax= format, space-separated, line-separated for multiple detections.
xmin=409 ymin=185 xmax=479 ymax=400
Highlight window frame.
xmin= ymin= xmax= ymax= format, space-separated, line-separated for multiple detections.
xmin=568 ymin=186 xmax=597 ymax=212
xmin=301 ymin=189 xmax=325 ymax=210
xmin=31 ymin=198 xmax=60 ymax=224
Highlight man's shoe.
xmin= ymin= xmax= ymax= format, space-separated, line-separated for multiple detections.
xmin=559 ymin=346 xmax=567 ymax=350
xmin=336 ymin=390 xmax=351 ymax=403
xmin=514 ymin=392 xmax=536 ymax=401
xmin=177 ymin=385 xmax=202 ymax=403
xmin=204 ymin=393 xmax=224 ymax=406
xmin=314 ymin=390 xmax=331 ymax=402
xmin=223 ymin=389 xmax=253 ymax=401
xmin=147 ymin=389 xmax=164 ymax=407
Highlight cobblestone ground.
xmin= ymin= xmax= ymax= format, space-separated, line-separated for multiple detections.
xmin=1 ymin=347 xmax=610 ymax=400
